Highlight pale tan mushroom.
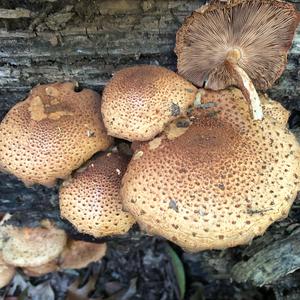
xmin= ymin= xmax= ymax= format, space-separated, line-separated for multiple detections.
xmin=0 ymin=82 xmax=112 ymax=187
xmin=59 ymin=240 xmax=107 ymax=269
xmin=101 ymin=65 xmax=198 ymax=141
xmin=0 ymin=254 xmax=15 ymax=288
xmin=175 ymin=0 xmax=300 ymax=120
xmin=60 ymin=153 xmax=135 ymax=237
xmin=23 ymin=240 xmax=107 ymax=275
xmin=2 ymin=222 xmax=67 ymax=267
xmin=121 ymin=88 xmax=300 ymax=252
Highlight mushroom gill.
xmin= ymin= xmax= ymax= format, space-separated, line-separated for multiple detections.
xmin=175 ymin=0 xmax=300 ymax=120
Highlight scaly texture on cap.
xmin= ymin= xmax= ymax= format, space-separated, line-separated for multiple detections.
xmin=121 ymin=88 xmax=300 ymax=252
xmin=0 ymin=82 xmax=112 ymax=187
xmin=176 ymin=0 xmax=300 ymax=90
xmin=59 ymin=153 xmax=135 ymax=237
xmin=60 ymin=240 xmax=107 ymax=269
xmin=101 ymin=65 xmax=198 ymax=141
xmin=0 ymin=254 xmax=15 ymax=288
xmin=2 ymin=223 xmax=67 ymax=267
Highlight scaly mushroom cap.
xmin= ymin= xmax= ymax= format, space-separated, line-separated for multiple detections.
xmin=2 ymin=223 xmax=67 ymax=267
xmin=59 ymin=240 xmax=107 ymax=269
xmin=59 ymin=153 xmax=135 ymax=237
xmin=0 ymin=82 xmax=112 ymax=187
xmin=175 ymin=0 xmax=300 ymax=90
xmin=0 ymin=254 xmax=15 ymax=288
xmin=23 ymin=240 xmax=106 ymax=275
xmin=101 ymin=65 xmax=198 ymax=141
xmin=121 ymin=88 xmax=300 ymax=252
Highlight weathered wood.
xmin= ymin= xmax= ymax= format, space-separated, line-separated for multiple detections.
xmin=0 ymin=8 xmax=34 ymax=19
xmin=231 ymin=229 xmax=300 ymax=286
xmin=0 ymin=0 xmax=202 ymax=116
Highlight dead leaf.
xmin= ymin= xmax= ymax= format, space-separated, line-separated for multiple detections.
xmin=28 ymin=282 xmax=55 ymax=300
xmin=105 ymin=278 xmax=137 ymax=300
xmin=66 ymin=276 xmax=97 ymax=300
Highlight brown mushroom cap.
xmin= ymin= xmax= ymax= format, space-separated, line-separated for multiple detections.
xmin=0 ymin=82 xmax=112 ymax=187
xmin=59 ymin=240 xmax=107 ymax=269
xmin=59 ymin=153 xmax=135 ymax=237
xmin=121 ymin=88 xmax=300 ymax=252
xmin=175 ymin=0 xmax=300 ymax=90
xmin=0 ymin=254 xmax=15 ymax=288
xmin=101 ymin=65 xmax=198 ymax=141
xmin=23 ymin=260 xmax=59 ymax=277
xmin=23 ymin=240 xmax=106 ymax=275
xmin=2 ymin=223 xmax=67 ymax=267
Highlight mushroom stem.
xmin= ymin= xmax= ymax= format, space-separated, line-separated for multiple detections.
xmin=224 ymin=60 xmax=263 ymax=120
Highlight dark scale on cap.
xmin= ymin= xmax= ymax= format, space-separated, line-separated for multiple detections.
xmin=121 ymin=88 xmax=300 ymax=252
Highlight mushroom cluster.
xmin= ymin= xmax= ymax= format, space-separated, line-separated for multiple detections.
xmin=0 ymin=218 xmax=107 ymax=286
xmin=121 ymin=89 xmax=300 ymax=251
xmin=0 ymin=0 xmax=299 ymax=278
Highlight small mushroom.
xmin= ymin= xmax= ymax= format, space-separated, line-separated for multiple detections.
xmin=23 ymin=260 xmax=59 ymax=277
xmin=101 ymin=65 xmax=198 ymax=141
xmin=0 ymin=254 xmax=15 ymax=288
xmin=175 ymin=0 xmax=300 ymax=120
xmin=0 ymin=82 xmax=112 ymax=187
xmin=59 ymin=240 xmax=107 ymax=269
xmin=59 ymin=153 xmax=135 ymax=237
xmin=121 ymin=88 xmax=300 ymax=252
xmin=23 ymin=240 xmax=107 ymax=276
xmin=2 ymin=221 xmax=67 ymax=267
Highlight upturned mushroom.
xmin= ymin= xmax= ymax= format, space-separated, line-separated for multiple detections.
xmin=0 ymin=82 xmax=112 ymax=187
xmin=121 ymin=88 xmax=300 ymax=252
xmin=2 ymin=221 xmax=67 ymax=267
xmin=59 ymin=152 xmax=135 ymax=237
xmin=175 ymin=0 xmax=300 ymax=120
xmin=101 ymin=65 xmax=198 ymax=141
